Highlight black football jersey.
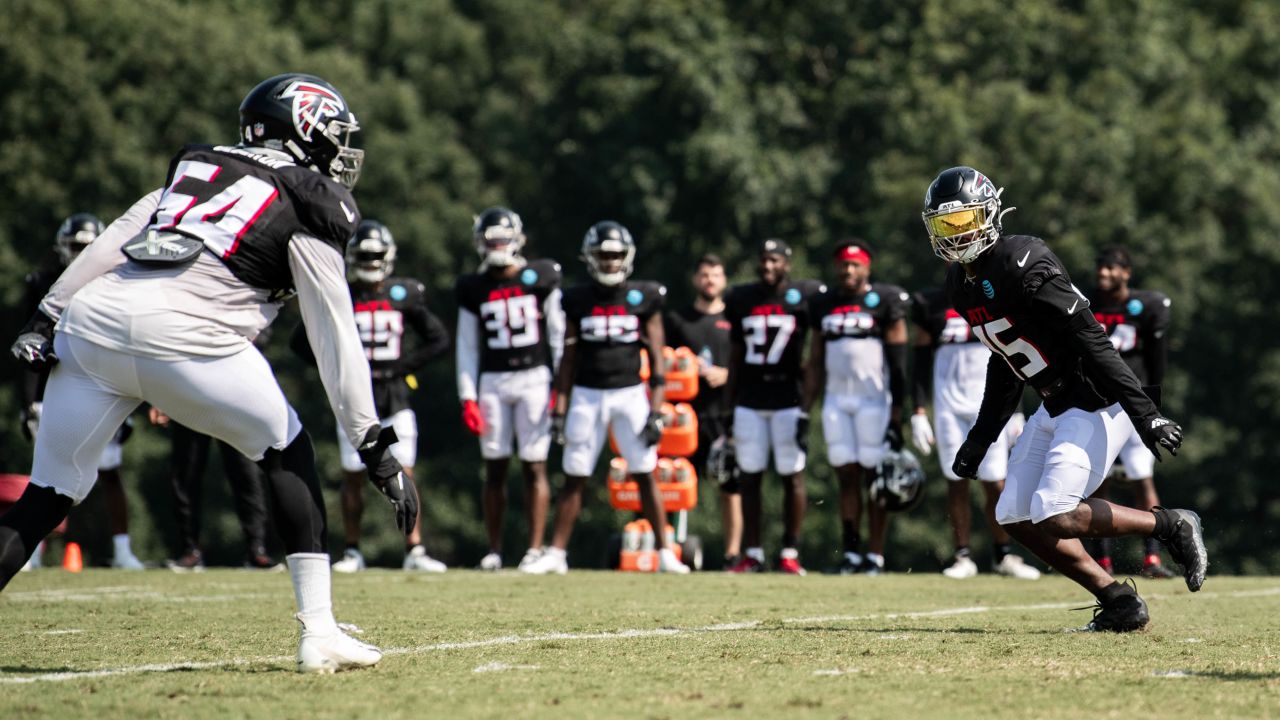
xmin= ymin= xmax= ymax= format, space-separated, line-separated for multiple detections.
xmin=664 ymin=306 xmax=733 ymax=424
xmin=946 ymin=235 xmax=1158 ymax=424
xmin=148 ymin=144 xmax=359 ymax=293
xmin=455 ymin=259 xmax=561 ymax=373
xmin=1088 ymin=288 xmax=1171 ymax=386
xmin=725 ymin=279 xmax=825 ymax=409
xmin=562 ymin=280 xmax=665 ymax=389
xmin=911 ymin=287 xmax=981 ymax=347
xmin=351 ymin=278 xmax=448 ymax=416
xmin=810 ymin=282 xmax=909 ymax=340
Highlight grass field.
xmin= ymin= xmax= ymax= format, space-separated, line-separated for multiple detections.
xmin=2 ymin=569 xmax=1278 ymax=719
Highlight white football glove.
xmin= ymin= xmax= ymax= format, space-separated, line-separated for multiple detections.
xmin=910 ymin=413 xmax=935 ymax=454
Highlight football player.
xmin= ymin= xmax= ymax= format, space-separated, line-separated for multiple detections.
xmin=455 ymin=207 xmax=562 ymax=572
xmin=922 ymin=166 xmax=1205 ymax=632
xmin=17 ymin=214 xmax=144 ymax=570
xmin=664 ymin=255 xmax=740 ymax=568
xmin=292 ymin=219 xmax=450 ymax=573
xmin=911 ymin=286 xmax=1041 ymax=580
xmin=523 ymin=221 xmax=689 ymax=574
xmin=5 ymin=73 xmax=413 ymax=672
xmin=1086 ymin=246 xmax=1176 ymax=578
xmin=802 ymin=240 xmax=909 ymax=575
xmin=724 ymin=239 xmax=825 ymax=574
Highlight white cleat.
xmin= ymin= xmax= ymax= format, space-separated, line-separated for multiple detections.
xmin=112 ymin=551 xmax=146 ymax=570
xmin=521 ymin=548 xmax=568 ymax=575
xmin=295 ymin=615 xmax=382 ymax=674
xmin=995 ymin=553 xmax=1042 ymax=580
xmin=942 ymin=555 xmax=978 ymax=579
xmin=516 ymin=548 xmax=543 ymax=572
xmin=658 ymin=548 xmax=690 ymax=574
xmin=403 ymin=545 xmax=447 ymax=573
xmin=332 ymin=548 xmax=365 ymax=574
xmin=479 ymin=552 xmax=503 ymax=571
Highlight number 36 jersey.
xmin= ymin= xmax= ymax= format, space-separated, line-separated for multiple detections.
xmin=456 ymin=259 xmax=563 ymax=374
xmin=561 ymin=280 xmax=666 ymax=389
xmin=726 ymin=279 xmax=825 ymax=410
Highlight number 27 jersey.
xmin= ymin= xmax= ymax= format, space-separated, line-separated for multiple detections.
xmin=726 ymin=279 xmax=825 ymax=409
xmin=455 ymin=259 xmax=562 ymax=373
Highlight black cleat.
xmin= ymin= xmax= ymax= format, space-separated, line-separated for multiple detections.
xmin=825 ymin=555 xmax=862 ymax=575
xmin=1156 ymin=507 xmax=1208 ymax=592
xmin=1078 ymin=587 xmax=1150 ymax=633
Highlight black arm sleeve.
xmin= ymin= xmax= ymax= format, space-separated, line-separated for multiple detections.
xmin=912 ymin=344 xmax=933 ymax=410
xmin=1064 ymin=310 xmax=1160 ymax=426
xmin=886 ymin=342 xmax=908 ymax=412
xmin=968 ymin=354 xmax=1025 ymax=448
xmin=399 ymin=304 xmax=450 ymax=372
xmin=1142 ymin=298 xmax=1170 ymax=387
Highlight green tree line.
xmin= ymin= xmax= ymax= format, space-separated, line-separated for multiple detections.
xmin=2 ymin=0 xmax=1276 ymax=572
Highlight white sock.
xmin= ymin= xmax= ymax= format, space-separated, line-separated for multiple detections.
xmin=779 ymin=547 xmax=799 ymax=560
xmin=867 ymin=552 xmax=885 ymax=568
xmin=287 ymin=553 xmax=338 ymax=634
xmin=745 ymin=547 xmax=765 ymax=563
xmin=112 ymin=534 xmax=132 ymax=558
xmin=844 ymin=551 xmax=863 ymax=566
xmin=546 ymin=546 xmax=567 ymax=560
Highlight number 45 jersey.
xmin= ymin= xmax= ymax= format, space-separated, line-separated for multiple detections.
xmin=726 ymin=279 xmax=826 ymax=409
xmin=560 ymin=280 xmax=666 ymax=389
xmin=456 ymin=259 xmax=564 ymax=375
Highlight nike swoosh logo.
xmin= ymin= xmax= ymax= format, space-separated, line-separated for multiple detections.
xmin=1016 ymin=250 xmax=1031 ymax=267
xmin=340 ymin=201 xmax=356 ymax=223
xmin=1068 ymin=299 xmax=1079 ymax=314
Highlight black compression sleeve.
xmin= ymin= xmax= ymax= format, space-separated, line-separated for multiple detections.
xmin=886 ymin=342 xmax=908 ymax=412
xmin=400 ymin=305 xmax=451 ymax=372
xmin=968 ymin=353 xmax=1024 ymax=448
xmin=912 ymin=344 xmax=933 ymax=410
xmin=1064 ymin=311 xmax=1160 ymax=426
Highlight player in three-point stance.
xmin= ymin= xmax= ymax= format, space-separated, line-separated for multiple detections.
xmin=523 ymin=221 xmax=690 ymax=575
xmin=4 ymin=73 xmax=416 ymax=671
xmin=455 ymin=207 xmax=562 ymax=572
xmin=922 ymin=165 xmax=1206 ymax=631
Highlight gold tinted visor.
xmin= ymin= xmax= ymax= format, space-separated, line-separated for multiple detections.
xmin=925 ymin=207 xmax=986 ymax=239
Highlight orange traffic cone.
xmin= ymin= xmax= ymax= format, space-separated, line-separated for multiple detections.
xmin=62 ymin=542 xmax=83 ymax=573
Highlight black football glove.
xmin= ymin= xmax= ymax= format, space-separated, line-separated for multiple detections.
xmin=795 ymin=411 xmax=811 ymax=454
xmin=551 ymin=412 xmax=567 ymax=446
xmin=885 ymin=422 xmax=904 ymax=453
xmin=641 ymin=411 xmax=665 ymax=447
xmin=951 ymin=439 xmax=987 ymax=480
xmin=1138 ymin=416 xmax=1183 ymax=461
xmin=357 ymin=426 xmax=419 ymax=534
xmin=11 ymin=310 xmax=59 ymax=373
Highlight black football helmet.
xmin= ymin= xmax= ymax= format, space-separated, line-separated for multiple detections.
xmin=346 ymin=220 xmax=396 ymax=283
xmin=921 ymin=166 xmax=1014 ymax=264
xmin=869 ymin=448 xmax=926 ymax=512
xmin=473 ymin=206 xmax=526 ymax=269
xmin=55 ymin=212 xmax=105 ymax=265
xmin=581 ymin=221 xmax=635 ymax=287
xmin=239 ymin=73 xmax=363 ymax=189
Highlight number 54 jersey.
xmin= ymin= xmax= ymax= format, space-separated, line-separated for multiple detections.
xmin=455 ymin=259 xmax=563 ymax=374
xmin=726 ymin=279 xmax=826 ymax=409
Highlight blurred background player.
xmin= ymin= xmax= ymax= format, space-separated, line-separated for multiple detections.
xmin=292 ymin=220 xmax=450 ymax=573
xmin=150 ymin=397 xmax=277 ymax=571
xmin=1086 ymin=246 xmax=1176 ymax=578
xmin=17 ymin=213 xmax=144 ymax=570
xmin=663 ymin=254 xmax=741 ymax=568
xmin=803 ymin=240 xmax=908 ymax=575
xmin=527 ymin=221 xmax=689 ymax=574
xmin=911 ymin=285 xmax=1040 ymax=580
xmin=724 ymin=239 xmax=824 ymax=574
xmin=455 ymin=207 xmax=562 ymax=571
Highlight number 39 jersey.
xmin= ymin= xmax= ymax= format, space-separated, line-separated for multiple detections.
xmin=946 ymin=234 xmax=1157 ymax=421
xmin=912 ymin=287 xmax=991 ymax=416
xmin=150 ymin=144 xmax=360 ymax=292
xmin=561 ymin=280 xmax=666 ymax=389
xmin=455 ymin=259 xmax=562 ymax=373
xmin=726 ymin=279 xmax=825 ymax=409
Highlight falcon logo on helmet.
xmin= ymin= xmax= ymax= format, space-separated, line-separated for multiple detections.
xmin=239 ymin=73 xmax=364 ymax=189
xmin=346 ymin=220 xmax=396 ymax=284
xmin=921 ymin=166 xmax=1016 ymax=264
xmin=280 ymin=81 xmax=346 ymax=142
xmin=473 ymin=206 xmax=527 ymax=269
xmin=869 ymin=449 xmax=926 ymax=512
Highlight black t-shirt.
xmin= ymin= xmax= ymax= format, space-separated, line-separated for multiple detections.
xmin=152 ymin=144 xmax=359 ymax=294
xmin=725 ymin=279 xmax=825 ymax=409
xmin=562 ymin=280 xmax=666 ymax=389
xmin=946 ymin=234 xmax=1158 ymax=426
xmin=1087 ymin=288 xmax=1171 ymax=386
xmin=809 ymin=282 xmax=909 ymax=340
xmin=455 ymin=259 xmax=561 ymax=373
xmin=664 ymin=305 xmax=732 ymax=425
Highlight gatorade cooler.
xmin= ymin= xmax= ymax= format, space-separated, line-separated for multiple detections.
xmin=663 ymin=347 xmax=699 ymax=401
xmin=607 ymin=458 xmax=699 ymax=512
xmin=618 ymin=518 xmax=682 ymax=572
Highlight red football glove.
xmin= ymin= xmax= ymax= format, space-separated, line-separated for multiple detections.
xmin=461 ymin=399 xmax=486 ymax=435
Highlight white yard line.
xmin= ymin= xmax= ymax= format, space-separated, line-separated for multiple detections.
xmin=3 ymin=585 xmax=1275 ymax=685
